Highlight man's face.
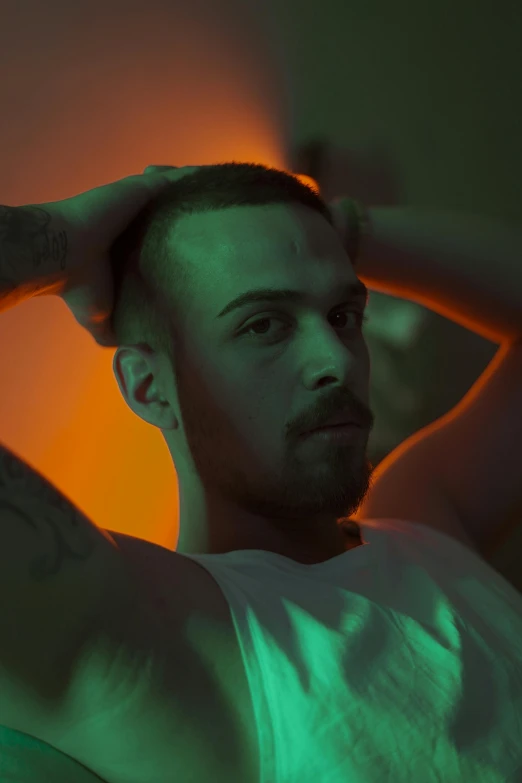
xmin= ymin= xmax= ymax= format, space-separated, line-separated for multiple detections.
xmin=160 ymin=203 xmax=374 ymax=538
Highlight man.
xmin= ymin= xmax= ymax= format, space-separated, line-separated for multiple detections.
xmin=1 ymin=164 xmax=522 ymax=782
xmin=112 ymin=196 xmax=375 ymax=564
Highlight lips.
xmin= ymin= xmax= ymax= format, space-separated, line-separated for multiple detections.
xmin=306 ymin=421 xmax=360 ymax=436
xmin=312 ymin=415 xmax=359 ymax=431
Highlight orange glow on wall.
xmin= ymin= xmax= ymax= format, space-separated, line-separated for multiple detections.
xmin=2 ymin=164 xmax=320 ymax=554
xmin=0 ymin=1 xmax=323 ymax=552
xmin=295 ymin=174 xmax=321 ymax=194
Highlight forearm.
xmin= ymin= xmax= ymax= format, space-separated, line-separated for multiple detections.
xmin=357 ymin=206 xmax=522 ymax=345
xmin=0 ymin=204 xmax=69 ymax=313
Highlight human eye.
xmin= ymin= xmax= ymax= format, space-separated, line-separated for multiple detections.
xmin=242 ymin=316 xmax=287 ymax=339
xmin=242 ymin=309 xmax=369 ymax=341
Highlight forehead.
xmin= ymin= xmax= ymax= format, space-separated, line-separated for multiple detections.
xmin=168 ymin=203 xmax=351 ymax=306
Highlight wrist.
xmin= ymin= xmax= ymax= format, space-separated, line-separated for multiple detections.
xmin=0 ymin=204 xmax=69 ymax=313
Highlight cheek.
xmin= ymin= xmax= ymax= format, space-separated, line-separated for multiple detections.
xmin=224 ymin=394 xmax=275 ymax=452
xmin=199 ymin=375 xmax=255 ymax=437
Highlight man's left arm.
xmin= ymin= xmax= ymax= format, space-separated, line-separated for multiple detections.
xmin=357 ymin=206 xmax=522 ymax=345
xmin=352 ymin=205 xmax=522 ymax=555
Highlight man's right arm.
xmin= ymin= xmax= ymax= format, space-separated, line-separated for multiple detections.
xmin=0 ymin=205 xmax=134 ymax=724
xmin=0 ymin=203 xmax=69 ymax=313
xmin=0 ymin=440 xmax=134 ymax=720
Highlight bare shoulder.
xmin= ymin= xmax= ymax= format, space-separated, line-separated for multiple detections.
xmin=0 ymin=446 xmax=255 ymax=781
xmin=0 ymin=445 xmax=157 ymax=752
xmin=353 ymin=441 xmax=482 ymax=556
xmin=104 ymin=530 xmax=232 ymax=619
xmin=32 ymin=532 xmax=257 ymax=783
xmin=0 ymin=446 xmax=137 ymax=731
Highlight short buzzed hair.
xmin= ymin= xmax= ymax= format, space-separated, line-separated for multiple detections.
xmin=110 ymin=161 xmax=335 ymax=358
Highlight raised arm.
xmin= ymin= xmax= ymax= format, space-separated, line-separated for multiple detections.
xmin=0 ymin=168 xmax=191 ymax=727
xmin=0 ymin=441 xmax=130 ymax=717
xmin=0 ymin=203 xmax=70 ymax=311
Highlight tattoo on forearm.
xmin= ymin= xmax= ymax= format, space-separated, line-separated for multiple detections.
xmin=0 ymin=445 xmax=96 ymax=582
xmin=0 ymin=205 xmax=68 ymax=295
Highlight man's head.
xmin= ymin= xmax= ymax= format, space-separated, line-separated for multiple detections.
xmin=111 ymin=162 xmax=375 ymax=562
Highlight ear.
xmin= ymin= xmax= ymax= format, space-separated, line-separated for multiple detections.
xmin=112 ymin=344 xmax=176 ymax=431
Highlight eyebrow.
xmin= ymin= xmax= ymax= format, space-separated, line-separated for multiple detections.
xmin=216 ymin=280 xmax=369 ymax=319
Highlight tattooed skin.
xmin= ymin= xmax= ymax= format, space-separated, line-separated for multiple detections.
xmin=0 ymin=205 xmax=68 ymax=300
xmin=0 ymin=446 xmax=97 ymax=582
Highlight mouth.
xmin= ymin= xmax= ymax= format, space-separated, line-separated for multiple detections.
xmin=315 ymin=422 xmax=353 ymax=429
xmin=308 ymin=419 xmax=361 ymax=432
xmin=302 ymin=422 xmax=360 ymax=440
xmin=311 ymin=423 xmax=356 ymax=431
